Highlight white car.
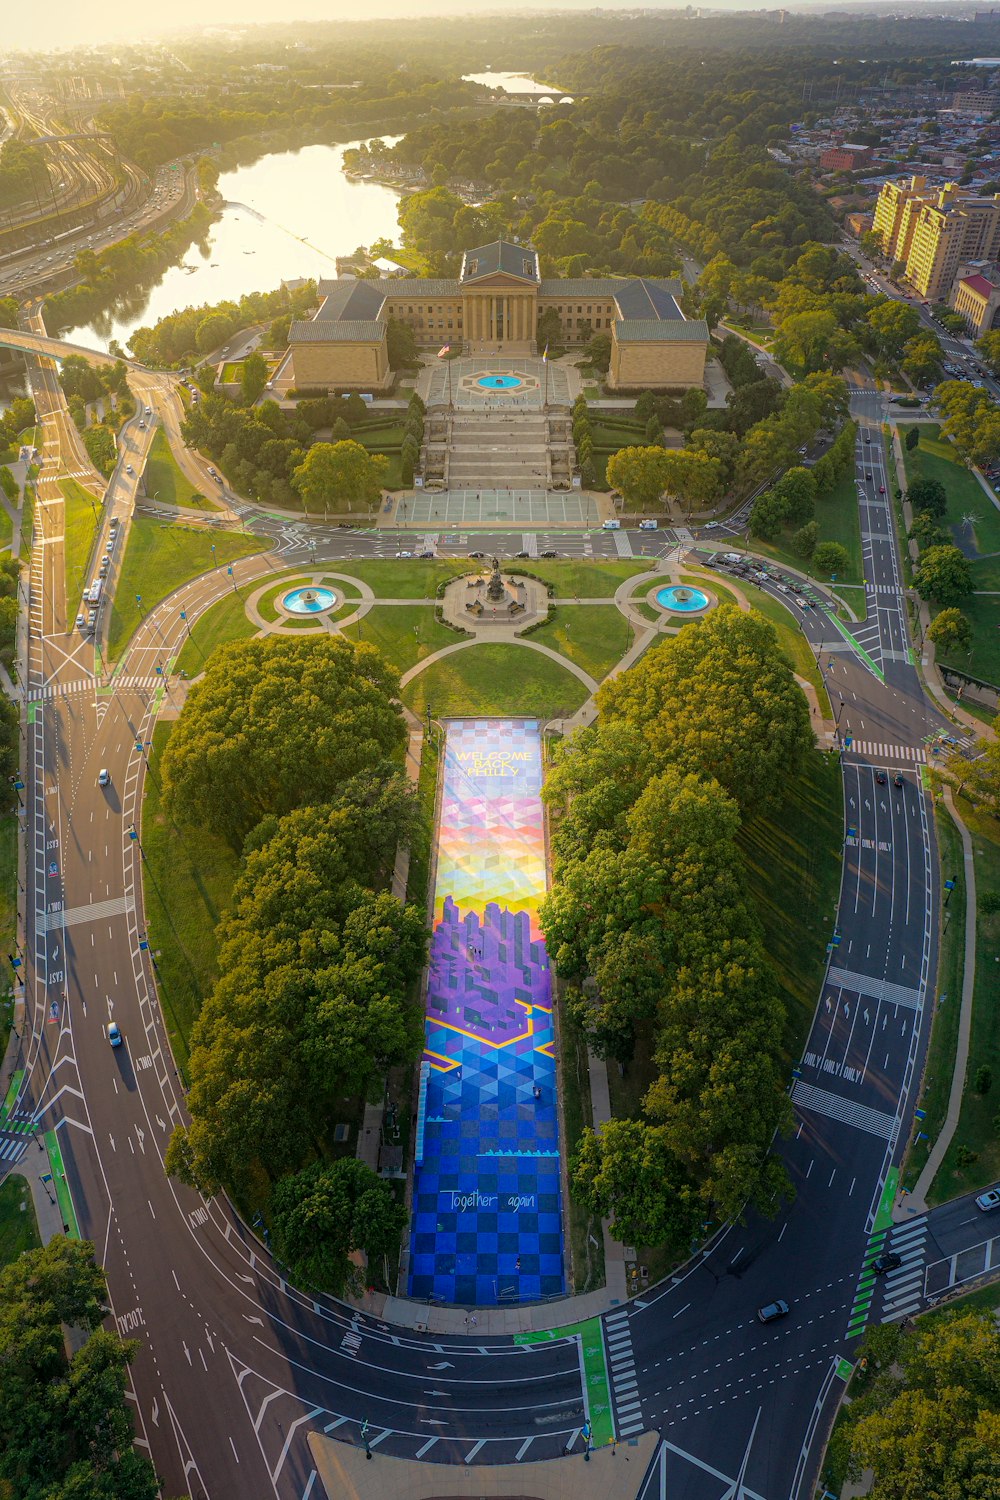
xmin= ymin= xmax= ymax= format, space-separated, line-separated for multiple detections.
xmin=98 ymin=768 xmax=110 ymax=787
xmin=125 ymin=464 xmax=134 ymax=476
xmin=976 ymin=1187 xmax=1000 ymax=1212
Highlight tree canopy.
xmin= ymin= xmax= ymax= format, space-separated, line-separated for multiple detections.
xmin=271 ymin=1158 xmax=409 ymax=1294
xmin=161 ymin=635 xmax=406 ymax=849
xmin=0 ymin=1237 xmax=157 ymax=1500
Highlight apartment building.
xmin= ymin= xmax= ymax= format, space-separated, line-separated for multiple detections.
xmin=872 ymin=175 xmax=1000 ymax=299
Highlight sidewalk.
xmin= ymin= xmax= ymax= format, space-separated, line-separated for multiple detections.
xmin=900 ymin=786 xmax=977 ymax=1217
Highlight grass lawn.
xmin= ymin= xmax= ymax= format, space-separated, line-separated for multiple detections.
xmin=633 ymin=600 xmax=661 ymax=624
xmin=141 ymin=722 xmax=242 ymax=1074
xmin=738 ymin=748 xmax=844 ymax=1059
xmin=219 ymin=362 xmax=241 ymax=383
xmin=59 ymin=478 xmax=100 ymax=609
xmin=935 ymin=586 xmax=1000 ymax=687
xmin=405 ymin=727 xmax=440 ymax=912
xmin=900 ymin=423 xmax=1000 ymax=556
xmin=254 ymin=573 xmax=362 ymax=623
xmin=340 ymin=605 xmax=461 ymax=677
xmin=529 ymin=604 xmax=632 ymax=681
xmin=337 ymin=559 xmax=474 ymax=599
xmin=0 ymin=1176 xmax=40 ymax=1270
xmin=926 ymin=790 xmax=1000 ymax=1204
xmin=144 ymin=429 xmax=218 ymax=512
xmin=903 ymin=801 xmax=966 ymax=1192
xmin=174 ymin=592 xmax=259 ymax=676
xmin=402 ymin=643 xmax=590 ymax=720
xmin=0 ymin=499 xmax=13 ymax=554
xmin=519 ymin=559 xmax=649 ymax=598
xmin=106 ymin=519 xmax=264 ymax=662
xmin=752 ymin=472 xmax=864 ymax=585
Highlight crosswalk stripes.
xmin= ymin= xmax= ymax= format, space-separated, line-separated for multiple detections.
xmin=604 ymin=1309 xmax=643 ymax=1436
xmin=843 ymin=739 xmax=926 ymax=764
xmin=879 ymin=1219 xmax=928 ymax=1323
xmin=0 ymin=1135 xmax=28 ymax=1163
xmin=791 ymin=1078 xmax=898 ymax=1141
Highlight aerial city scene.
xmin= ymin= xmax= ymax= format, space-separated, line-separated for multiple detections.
xmin=4 ymin=0 xmax=1000 ymax=1496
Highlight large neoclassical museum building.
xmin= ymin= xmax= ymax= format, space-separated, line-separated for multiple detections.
xmin=287 ymin=239 xmax=709 ymax=392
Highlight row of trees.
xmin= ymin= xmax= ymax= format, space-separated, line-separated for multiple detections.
xmin=0 ymin=1236 xmax=158 ymax=1500
xmin=127 ymin=281 xmax=316 ymax=367
xmin=179 ymin=390 xmax=387 ymax=509
xmin=543 ymin=606 xmax=812 ymax=1249
xmin=162 ymin=637 xmax=425 ymax=1291
xmin=43 ymin=202 xmax=218 ymax=337
xmin=748 ymin=423 xmax=857 ymax=568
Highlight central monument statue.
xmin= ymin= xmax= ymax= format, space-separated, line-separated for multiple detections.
xmin=485 ymin=556 xmax=506 ymax=602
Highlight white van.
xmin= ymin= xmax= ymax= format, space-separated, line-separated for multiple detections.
xmin=602 ymin=518 xmax=621 ymax=531
xmin=88 ymin=580 xmax=103 ymax=606
xmin=639 ymin=519 xmax=658 ymax=531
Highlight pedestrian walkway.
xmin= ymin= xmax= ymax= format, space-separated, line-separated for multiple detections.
xmin=843 ymin=739 xmax=925 ymax=764
xmin=604 ymin=1309 xmax=643 ymax=1437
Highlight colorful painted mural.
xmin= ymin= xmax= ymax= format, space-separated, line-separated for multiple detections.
xmin=407 ymin=719 xmax=564 ymax=1306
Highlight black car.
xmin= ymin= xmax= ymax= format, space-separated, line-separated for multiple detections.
xmin=876 ymin=770 xmax=888 ymax=785
xmin=541 ymin=549 xmax=558 ymax=558
xmin=865 ymin=471 xmax=873 ymax=480
xmin=757 ymin=1299 xmax=790 ymax=1324
xmin=469 ymin=550 xmax=485 ymax=560
xmin=872 ymin=1251 xmax=902 ymax=1275
xmin=418 ymin=550 xmax=435 ymax=558
xmin=514 ymin=550 xmax=530 ymax=558
xmin=894 ymin=772 xmax=904 ymax=789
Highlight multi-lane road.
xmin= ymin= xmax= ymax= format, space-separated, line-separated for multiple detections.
xmin=1 ymin=342 xmax=997 ymax=1499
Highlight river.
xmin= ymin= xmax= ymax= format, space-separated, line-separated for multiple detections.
xmin=64 ymin=139 xmax=406 ymax=354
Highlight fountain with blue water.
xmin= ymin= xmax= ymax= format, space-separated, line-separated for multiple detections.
xmin=283 ymin=586 xmax=337 ymax=615
xmin=477 ymin=374 xmax=523 ymax=390
xmin=657 ymin=584 xmax=709 ymax=614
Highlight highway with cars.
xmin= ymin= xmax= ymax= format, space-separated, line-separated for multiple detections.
xmin=1 ymin=323 xmax=999 ymax=1498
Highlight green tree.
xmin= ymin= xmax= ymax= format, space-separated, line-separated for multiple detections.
xmin=901 ymin=333 xmax=943 ymax=387
xmin=0 ymin=1237 xmax=157 ymax=1500
xmin=905 ymin=424 xmax=920 ymax=451
xmin=792 ymin=520 xmax=818 ymax=557
xmin=907 ymin=476 xmax=947 ymax=518
xmin=292 ymin=440 xmax=388 ymax=514
xmin=240 ymin=351 xmax=269 ymax=406
xmin=270 ymin=1159 xmax=408 ymax=1293
xmin=571 ymin=1120 xmax=701 ymax=1249
xmin=161 ymin=636 xmax=406 ymax=849
xmin=866 ymin=298 xmax=921 ymax=359
xmin=386 ymin=317 xmax=419 ymax=369
xmin=914 ymin=544 xmax=973 ymax=606
xmin=927 ymin=607 xmax=972 ymax=653
xmin=606 ymin=445 xmax=669 ymax=509
xmin=195 ymin=312 xmax=233 ymax=354
xmin=536 ymin=306 xmax=561 ymax=353
xmin=597 ymin=604 xmax=812 ymax=818
xmin=812 ymin=540 xmax=851 ymax=577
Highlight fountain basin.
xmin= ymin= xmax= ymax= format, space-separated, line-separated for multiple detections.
xmin=283 ymin=586 xmax=337 ymax=614
xmin=656 ymin=585 xmax=709 ymax=614
xmin=476 ymin=374 xmax=523 ymax=390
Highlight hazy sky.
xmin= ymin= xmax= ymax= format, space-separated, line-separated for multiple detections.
xmin=2 ymin=0 xmax=859 ymax=54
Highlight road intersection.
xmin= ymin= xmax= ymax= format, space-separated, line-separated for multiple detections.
xmin=1 ymin=342 xmax=997 ymax=1499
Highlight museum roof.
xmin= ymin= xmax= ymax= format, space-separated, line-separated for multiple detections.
xmin=538 ymin=277 xmax=685 ymax=302
xmin=384 ymin=279 xmax=461 ymax=297
xmin=313 ymin=278 xmax=386 ymax=322
xmin=613 ymin=278 xmax=685 ymax=320
xmin=460 ymin=240 xmax=540 ymax=284
xmin=290 ymin=318 xmax=386 ymax=343
xmin=614 ymin=317 xmax=710 ymax=342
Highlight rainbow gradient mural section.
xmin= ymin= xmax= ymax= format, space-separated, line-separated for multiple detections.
xmin=407 ymin=719 xmax=565 ymax=1305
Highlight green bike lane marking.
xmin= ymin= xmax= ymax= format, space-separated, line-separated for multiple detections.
xmin=515 ymin=1316 xmax=615 ymax=1446
xmin=845 ymin=1174 xmax=900 ymax=1339
xmin=822 ymin=606 xmax=885 ymax=685
xmin=43 ymin=1128 xmax=80 ymax=1239
xmin=0 ymin=1070 xmax=23 ymax=1124
xmin=873 ymin=1167 xmax=899 ymax=1233
xmin=835 ymin=1357 xmax=855 ymax=1382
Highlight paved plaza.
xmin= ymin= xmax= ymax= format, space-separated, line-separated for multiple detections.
xmin=401 ymin=489 xmax=602 ymax=526
xmin=422 ymin=355 xmax=575 ymax=410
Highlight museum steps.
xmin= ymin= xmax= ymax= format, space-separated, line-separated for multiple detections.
xmin=424 ymin=409 xmax=576 ymax=489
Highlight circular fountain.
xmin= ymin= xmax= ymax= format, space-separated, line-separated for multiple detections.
xmin=282 ymin=586 xmax=337 ymax=615
xmin=656 ymin=584 xmax=709 ymax=614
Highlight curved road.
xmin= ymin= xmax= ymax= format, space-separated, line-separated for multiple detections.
xmin=0 ymin=341 xmax=979 ymax=1500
